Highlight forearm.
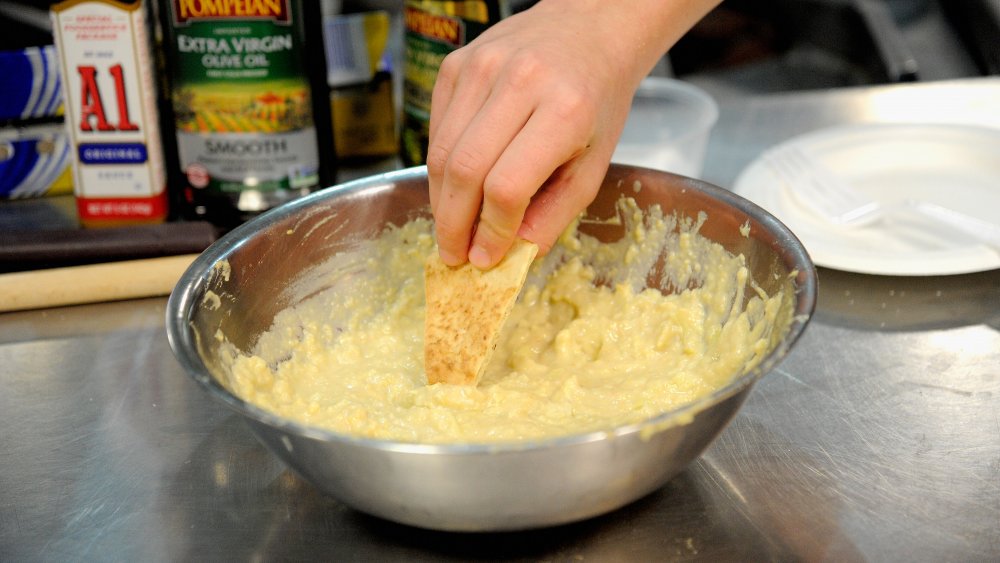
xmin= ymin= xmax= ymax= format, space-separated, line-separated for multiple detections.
xmin=527 ymin=0 xmax=720 ymax=88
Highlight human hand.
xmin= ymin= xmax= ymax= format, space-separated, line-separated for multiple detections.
xmin=427 ymin=0 xmax=719 ymax=269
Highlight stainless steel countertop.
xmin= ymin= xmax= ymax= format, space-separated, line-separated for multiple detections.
xmin=3 ymin=77 xmax=999 ymax=561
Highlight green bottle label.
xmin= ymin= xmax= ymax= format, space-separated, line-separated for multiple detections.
xmin=167 ymin=0 xmax=319 ymax=194
xmin=401 ymin=1 xmax=505 ymax=165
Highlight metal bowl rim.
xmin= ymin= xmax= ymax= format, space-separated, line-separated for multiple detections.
xmin=166 ymin=165 xmax=817 ymax=455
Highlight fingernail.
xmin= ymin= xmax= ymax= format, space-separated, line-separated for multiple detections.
xmin=468 ymin=244 xmax=492 ymax=269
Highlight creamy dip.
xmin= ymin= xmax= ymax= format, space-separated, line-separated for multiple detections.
xmin=221 ymin=198 xmax=787 ymax=444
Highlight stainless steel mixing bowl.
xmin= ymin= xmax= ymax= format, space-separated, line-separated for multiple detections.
xmin=166 ymin=164 xmax=816 ymax=532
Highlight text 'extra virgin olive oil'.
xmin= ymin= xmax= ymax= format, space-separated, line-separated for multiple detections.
xmin=401 ymin=0 xmax=508 ymax=166
xmin=160 ymin=0 xmax=333 ymax=228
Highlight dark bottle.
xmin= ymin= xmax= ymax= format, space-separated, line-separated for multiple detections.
xmin=157 ymin=0 xmax=335 ymax=229
xmin=400 ymin=0 xmax=509 ymax=167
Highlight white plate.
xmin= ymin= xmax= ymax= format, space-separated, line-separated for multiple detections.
xmin=733 ymin=123 xmax=1000 ymax=276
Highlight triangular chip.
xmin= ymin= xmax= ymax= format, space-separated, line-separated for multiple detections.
xmin=424 ymin=239 xmax=539 ymax=385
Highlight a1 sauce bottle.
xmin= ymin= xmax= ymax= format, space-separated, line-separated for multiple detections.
xmin=159 ymin=0 xmax=333 ymax=228
xmin=51 ymin=0 xmax=170 ymax=228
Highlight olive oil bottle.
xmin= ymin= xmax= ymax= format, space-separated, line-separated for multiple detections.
xmin=400 ymin=0 xmax=509 ymax=166
xmin=158 ymin=0 xmax=334 ymax=228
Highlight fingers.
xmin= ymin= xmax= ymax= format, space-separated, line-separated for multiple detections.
xmin=427 ymin=47 xmax=519 ymax=265
xmin=428 ymin=49 xmax=563 ymax=268
xmin=425 ymin=25 xmax=616 ymax=270
xmin=514 ymin=99 xmax=628 ymax=257
xmin=467 ymin=89 xmax=596 ymax=268
xmin=518 ymin=150 xmax=611 ymax=256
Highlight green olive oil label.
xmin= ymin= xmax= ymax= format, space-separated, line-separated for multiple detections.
xmin=167 ymin=0 xmax=318 ymax=194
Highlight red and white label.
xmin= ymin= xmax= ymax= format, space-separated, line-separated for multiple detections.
xmin=51 ymin=0 xmax=167 ymax=223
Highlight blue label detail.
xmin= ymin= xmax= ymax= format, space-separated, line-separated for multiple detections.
xmin=78 ymin=143 xmax=148 ymax=165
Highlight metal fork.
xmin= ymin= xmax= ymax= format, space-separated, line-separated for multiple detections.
xmin=764 ymin=146 xmax=1000 ymax=252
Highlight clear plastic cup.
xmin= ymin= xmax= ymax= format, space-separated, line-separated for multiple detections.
xmin=613 ymin=78 xmax=719 ymax=178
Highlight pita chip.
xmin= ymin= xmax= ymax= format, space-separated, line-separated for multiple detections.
xmin=424 ymin=239 xmax=539 ymax=386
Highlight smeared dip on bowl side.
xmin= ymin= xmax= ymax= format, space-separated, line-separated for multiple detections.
xmin=218 ymin=197 xmax=788 ymax=444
